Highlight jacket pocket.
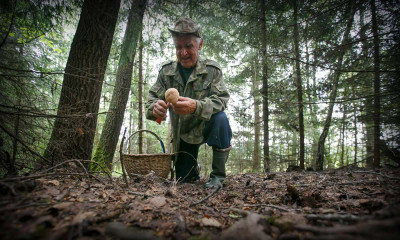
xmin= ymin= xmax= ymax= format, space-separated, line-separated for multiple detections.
xmin=193 ymin=80 xmax=211 ymax=100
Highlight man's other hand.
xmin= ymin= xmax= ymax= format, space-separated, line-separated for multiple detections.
xmin=153 ymin=100 xmax=170 ymax=119
xmin=172 ymin=96 xmax=197 ymax=115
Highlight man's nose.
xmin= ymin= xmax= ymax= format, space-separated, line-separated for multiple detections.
xmin=181 ymin=49 xmax=188 ymax=56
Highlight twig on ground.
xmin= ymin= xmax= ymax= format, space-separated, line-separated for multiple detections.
xmin=119 ymin=128 xmax=129 ymax=189
xmin=318 ymin=174 xmax=328 ymax=184
xmin=0 ymin=181 xmax=17 ymax=195
xmin=298 ymin=180 xmax=380 ymax=187
xmin=230 ymin=207 xmax=251 ymax=216
xmin=352 ymin=171 xmax=400 ymax=180
xmin=0 ymin=202 xmax=52 ymax=213
xmin=0 ymin=123 xmax=51 ymax=164
xmin=305 ymin=213 xmax=369 ymax=222
xmin=128 ymin=191 xmax=154 ymax=197
xmin=190 ymin=186 xmax=220 ymax=206
xmin=0 ymin=172 xmax=102 ymax=182
xmin=36 ymin=159 xmax=92 ymax=186
xmin=243 ymin=203 xmax=301 ymax=212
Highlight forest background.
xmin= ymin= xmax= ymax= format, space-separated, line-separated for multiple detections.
xmin=0 ymin=0 xmax=399 ymax=179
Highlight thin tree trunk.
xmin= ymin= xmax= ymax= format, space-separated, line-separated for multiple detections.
xmin=316 ymin=0 xmax=355 ymax=170
xmin=293 ymin=0 xmax=304 ymax=169
xmin=359 ymin=3 xmax=374 ymax=168
xmin=259 ymin=0 xmax=269 ymax=172
xmin=352 ymin=86 xmax=358 ymax=165
xmin=92 ymin=0 xmax=147 ymax=170
xmin=251 ymin=58 xmax=261 ymax=172
xmin=340 ymin=96 xmax=347 ymax=167
xmin=370 ymin=0 xmax=381 ymax=168
xmin=44 ymin=0 xmax=120 ymax=167
xmin=138 ymin=31 xmax=144 ymax=154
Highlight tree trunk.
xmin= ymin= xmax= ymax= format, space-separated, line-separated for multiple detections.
xmin=259 ymin=0 xmax=269 ymax=172
xmin=370 ymin=0 xmax=381 ymax=168
xmin=352 ymin=86 xmax=358 ymax=165
xmin=138 ymin=31 xmax=144 ymax=154
xmin=251 ymin=58 xmax=261 ymax=172
xmin=92 ymin=0 xmax=147 ymax=170
xmin=358 ymin=3 xmax=374 ymax=168
xmin=316 ymin=0 xmax=355 ymax=171
xmin=293 ymin=0 xmax=305 ymax=169
xmin=340 ymin=96 xmax=347 ymax=167
xmin=44 ymin=0 xmax=120 ymax=167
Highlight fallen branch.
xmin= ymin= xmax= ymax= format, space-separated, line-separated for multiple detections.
xmin=243 ymin=203 xmax=300 ymax=212
xmin=0 ymin=181 xmax=17 ymax=195
xmin=305 ymin=213 xmax=370 ymax=222
xmin=294 ymin=217 xmax=400 ymax=236
xmin=128 ymin=191 xmax=154 ymax=197
xmin=0 ymin=202 xmax=52 ymax=213
xmin=0 ymin=172 xmax=103 ymax=183
xmin=119 ymin=128 xmax=129 ymax=189
xmin=190 ymin=186 xmax=221 ymax=206
xmin=0 ymin=123 xmax=50 ymax=164
xmin=352 ymin=171 xmax=400 ymax=180
xmin=297 ymin=180 xmax=381 ymax=187
xmin=229 ymin=207 xmax=252 ymax=216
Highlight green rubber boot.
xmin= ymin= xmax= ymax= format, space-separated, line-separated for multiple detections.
xmin=205 ymin=146 xmax=231 ymax=189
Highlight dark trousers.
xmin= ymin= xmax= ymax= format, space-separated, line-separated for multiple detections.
xmin=175 ymin=111 xmax=232 ymax=182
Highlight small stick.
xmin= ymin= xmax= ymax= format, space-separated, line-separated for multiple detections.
xmin=128 ymin=191 xmax=153 ymax=197
xmin=305 ymin=213 xmax=367 ymax=222
xmin=119 ymin=128 xmax=129 ymax=188
xmin=243 ymin=203 xmax=300 ymax=212
xmin=0 ymin=172 xmax=100 ymax=182
xmin=190 ymin=186 xmax=220 ymax=206
xmin=0 ymin=181 xmax=17 ymax=195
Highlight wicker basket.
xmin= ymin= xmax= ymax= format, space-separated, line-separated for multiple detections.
xmin=120 ymin=130 xmax=173 ymax=179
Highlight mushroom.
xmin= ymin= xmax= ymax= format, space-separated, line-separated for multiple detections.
xmin=165 ymin=88 xmax=179 ymax=104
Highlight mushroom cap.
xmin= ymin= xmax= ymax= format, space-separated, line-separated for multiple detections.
xmin=165 ymin=88 xmax=179 ymax=104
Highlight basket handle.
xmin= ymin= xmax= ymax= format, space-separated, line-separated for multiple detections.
xmin=124 ymin=129 xmax=166 ymax=153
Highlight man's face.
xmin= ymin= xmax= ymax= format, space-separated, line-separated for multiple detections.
xmin=173 ymin=35 xmax=203 ymax=68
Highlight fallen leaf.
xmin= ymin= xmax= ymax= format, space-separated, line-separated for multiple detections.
xmin=78 ymin=128 xmax=84 ymax=135
xmin=201 ymin=217 xmax=221 ymax=227
xmin=72 ymin=211 xmax=96 ymax=225
xmin=47 ymin=180 xmax=60 ymax=186
xmin=221 ymin=213 xmax=272 ymax=240
xmin=150 ymin=196 xmax=166 ymax=208
xmin=52 ymin=202 xmax=73 ymax=210
xmin=321 ymin=208 xmax=336 ymax=214
xmin=276 ymin=212 xmax=307 ymax=226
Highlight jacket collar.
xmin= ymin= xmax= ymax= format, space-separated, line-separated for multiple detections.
xmin=165 ymin=57 xmax=208 ymax=77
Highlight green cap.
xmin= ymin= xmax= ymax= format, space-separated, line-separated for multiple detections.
xmin=168 ymin=17 xmax=202 ymax=38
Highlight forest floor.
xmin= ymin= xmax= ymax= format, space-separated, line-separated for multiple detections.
xmin=0 ymin=166 xmax=399 ymax=240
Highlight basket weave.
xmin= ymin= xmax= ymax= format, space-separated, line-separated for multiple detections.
xmin=120 ymin=130 xmax=173 ymax=179
xmin=122 ymin=153 xmax=173 ymax=178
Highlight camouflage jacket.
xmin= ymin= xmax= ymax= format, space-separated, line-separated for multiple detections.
xmin=145 ymin=58 xmax=230 ymax=149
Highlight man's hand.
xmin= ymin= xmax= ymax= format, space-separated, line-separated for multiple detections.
xmin=172 ymin=96 xmax=197 ymax=115
xmin=153 ymin=100 xmax=170 ymax=119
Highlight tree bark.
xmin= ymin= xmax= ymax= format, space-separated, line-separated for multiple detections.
xmin=259 ymin=0 xmax=269 ymax=172
xmin=358 ymin=3 xmax=374 ymax=168
xmin=138 ymin=31 xmax=144 ymax=154
xmin=92 ymin=0 xmax=147 ymax=170
xmin=293 ymin=0 xmax=305 ymax=169
xmin=316 ymin=0 xmax=355 ymax=171
xmin=370 ymin=0 xmax=381 ymax=168
xmin=340 ymin=95 xmax=347 ymax=167
xmin=44 ymin=0 xmax=120 ymax=167
xmin=251 ymin=58 xmax=261 ymax=172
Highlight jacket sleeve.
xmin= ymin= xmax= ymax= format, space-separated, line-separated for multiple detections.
xmin=145 ymin=71 xmax=167 ymax=121
xmin=192 ymin=67 xmax=230 ymax=121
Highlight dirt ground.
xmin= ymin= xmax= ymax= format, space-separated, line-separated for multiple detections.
xmin=1 ymin=166 xmax=399 ymax=240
